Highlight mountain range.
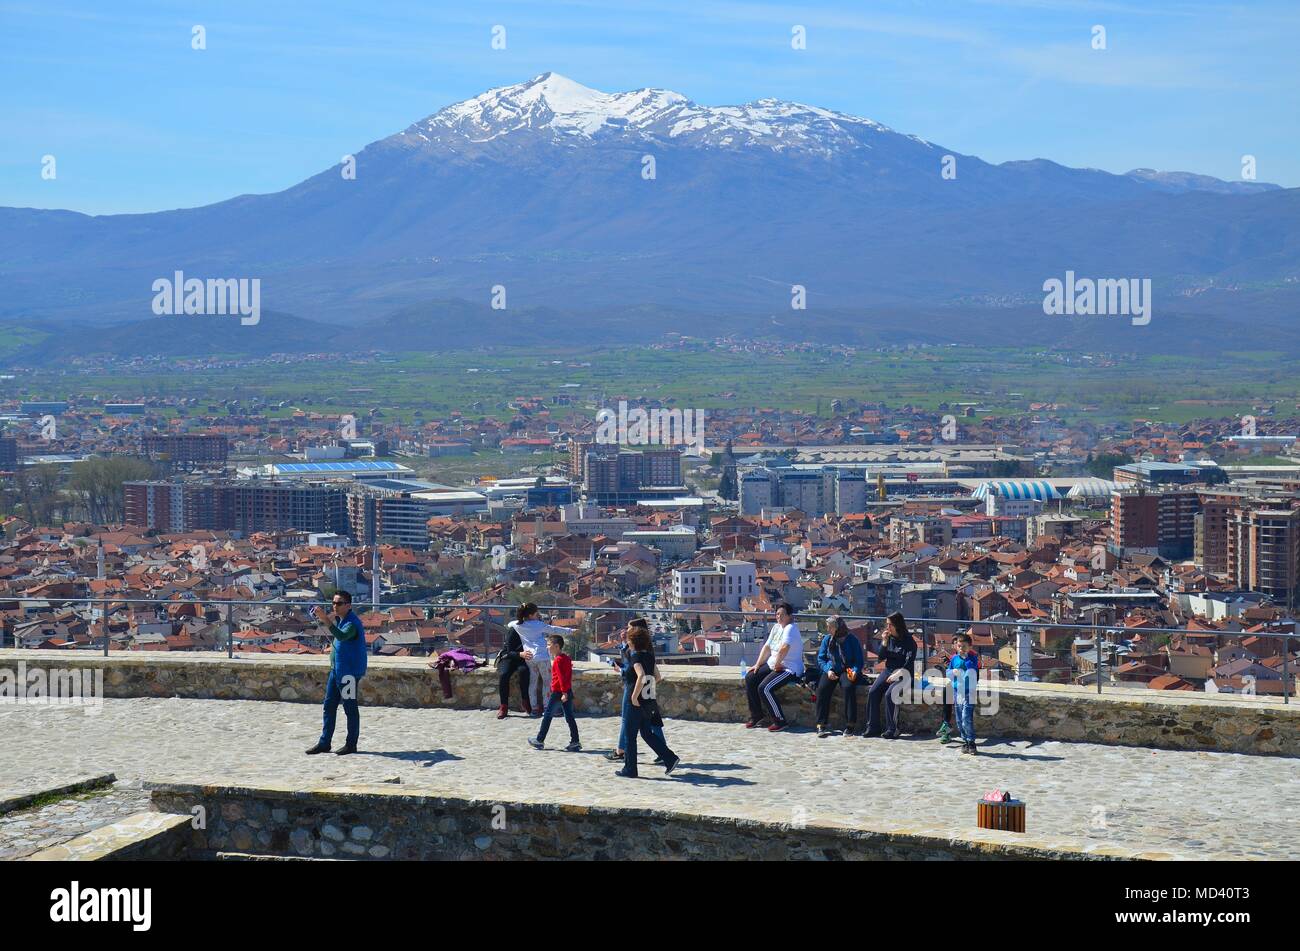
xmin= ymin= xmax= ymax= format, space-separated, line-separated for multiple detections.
xmin=1 ymin=72 xmax=1296 ymax=356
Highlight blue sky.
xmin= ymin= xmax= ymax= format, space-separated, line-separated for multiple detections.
xmin=2 ymin=0 xmax=1296 ymax=214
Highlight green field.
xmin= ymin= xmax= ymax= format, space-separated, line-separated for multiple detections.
xmin=3 ymin=345 xmax=1297 ymax=430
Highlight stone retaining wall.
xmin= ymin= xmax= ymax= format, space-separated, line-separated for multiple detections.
xmin=146 ymin=780 xmax=1194 ymax=861
xmin=6 ymin=650 xmax=1297 ymax=756
xmin=25 ymin=812 xmax=192 ymax=861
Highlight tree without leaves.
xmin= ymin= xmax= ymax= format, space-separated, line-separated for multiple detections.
xmin=68 ymin=456 xmax=156 ymax=524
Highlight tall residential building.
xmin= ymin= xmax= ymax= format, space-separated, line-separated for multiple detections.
xmin=124 ymin=481 xmax=220 ymax=532
xmin=0 ymin=436 xmax=18 ymax=472
xmin=576 ymin=443 xmax=684 ymax=504
xmin=124 ymin=479 xmax=348 ymax=535
xmin=345 ymin=482 xmax=487 ymax=549
xmin=226 ymin=481 xmax=349 ymax=536
xmin=568 ymin=440 xmax=592 ymax=481
xmin=141 ymin=434 xmax=229 ymax=471
xmin=1194 ymin=492 xmax=1238 ymax=576
xmin=739 ymin=466 xmax=868 ymax=516
xmin=1226 ymin=504 xmax=1300 ymax=610
xmin=1111 ymin=487 xmax=1200 ymax=559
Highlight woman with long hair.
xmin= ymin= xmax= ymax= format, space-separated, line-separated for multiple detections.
xmin=495 ymin=612 xmax=532 ymax=719
xmin=605 ymin=618 xmax=666 ymax=762
xmin=864 ymin=611 xmax=916 ymax=739
xmin=508 ymin=602 xmax=571 ymax=717
xmin=615 ymin=624 xmax=680 ymax=779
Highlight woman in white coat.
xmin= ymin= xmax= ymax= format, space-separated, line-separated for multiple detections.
xmin=508 ymin=602 xmax=571 ymax=716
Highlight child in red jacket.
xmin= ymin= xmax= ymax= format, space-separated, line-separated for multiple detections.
xmin=529 ymin=634 xmax=581 ymax=751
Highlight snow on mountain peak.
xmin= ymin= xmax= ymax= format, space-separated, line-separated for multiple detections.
xmin=416 ymin=72 xmax=689 ymax=141
xmin=402 ymin=73 xmax=914 ymax=155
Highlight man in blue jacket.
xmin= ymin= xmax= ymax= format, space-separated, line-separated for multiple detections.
xmin=306 ymin=591 xmax=367 ymax=756
xmin=814 ymin=616 xmax=864 ymax=737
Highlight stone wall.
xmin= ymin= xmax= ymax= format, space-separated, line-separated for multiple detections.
xmin=146 ymin=780 xmax=1188 ymax=861
xmin=6 ymin=650 xmax=1297 ymax=756
xmin=25 ymin=812 xmax=192 ymax=861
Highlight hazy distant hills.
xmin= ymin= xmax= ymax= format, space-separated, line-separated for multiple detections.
xmin=1 ymin=72 xmax=1296 ymax=356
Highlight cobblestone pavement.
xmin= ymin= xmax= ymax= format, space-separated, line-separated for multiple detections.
xmin=2 ymin=698 xmax=1294 ymax=858
xmin=0 ymin=782 xmax=151 ymax=860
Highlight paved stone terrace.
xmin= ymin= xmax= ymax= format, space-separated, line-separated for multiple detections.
xmin=0 ymin=780 xmax=151 ymax=860
xmin=2 ymin=698 xmax=1295 ymax=859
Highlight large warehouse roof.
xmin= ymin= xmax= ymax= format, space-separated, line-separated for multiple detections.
xmin=971 ymin=479 xmax=1061 ymax=501
xmin=1066 ymin=479 xmax=1121 ymax=499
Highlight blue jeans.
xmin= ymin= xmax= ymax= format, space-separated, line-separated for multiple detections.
xmin=622 ymin=702 xmax=674 ymax=777
xmin=537 ymin=693 xmax=579 ymax=745
xmin=955 ymin=700 xmax=975 ymax=744
xmin=320 ymin=669 xmax=361 ymax=748
xmin=617 ymin=681 xmax=664 ymax=750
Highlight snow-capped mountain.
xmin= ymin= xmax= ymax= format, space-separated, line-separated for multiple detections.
xmin=0 ymin=72 xmax=1295 ymax=348
xmin=396 ymin=72 xmax=924 ymax=158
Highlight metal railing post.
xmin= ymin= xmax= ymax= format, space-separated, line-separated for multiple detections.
xmin=920 ymin=618 xmax=929 ymax=679
xmin=1096 ymin=630 xmax=1103 ymax=695
xmin=101 ymin=596 xmax=109 ymax=656
xmin=1283 ymin=635 xmax=1291 ymax=705
xmin=226 ymin=603 xmax=233 ymax=659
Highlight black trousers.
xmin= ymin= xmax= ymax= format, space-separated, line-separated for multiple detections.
xmin=744 ymin=664 xmax=798 ymax=723
xmin=497 ymin=657 xmax=531 ymax=707
xmin=814 ymin=672 xmax=858 ymax=728
xmin=866 ymin=669 xmax=908 ymax=735
xmin=622 ymin=702 xmax=674 ymax=777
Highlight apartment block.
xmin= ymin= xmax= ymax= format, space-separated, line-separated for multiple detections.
xmin=124 ymin=479 xmax=348 ymax=535
xmin=1111 ymin=488 xmax=1199 ymax=559
xmin=141 ymin=434 xmax=230 ymax=471
xmin=1194 ymin=492 xmax=1237 ymax=576
xmin=344 ymin=482 xmax=486 ymax=549
xmin=739 ymin=465 xmax=868 ymax=517
xmin=1227 ymin=505 xmax=1300 ymax=610
xmin=671 ymin=559 xmax=757 ymax=611
xmin=576 ymin=443 xmax=684 ymax=504
xmin=888 ymin=513 xmax=953 ymax=547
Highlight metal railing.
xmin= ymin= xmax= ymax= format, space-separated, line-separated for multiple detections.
xmin=2 ymin=596 xmax=1295 ymax=702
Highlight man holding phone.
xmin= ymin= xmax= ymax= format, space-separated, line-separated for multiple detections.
xmin=305 ymin=591 xmax=367 ymax=756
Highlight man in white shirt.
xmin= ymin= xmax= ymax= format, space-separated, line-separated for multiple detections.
xmin=743 ymin=604 xmax=804 ymax=732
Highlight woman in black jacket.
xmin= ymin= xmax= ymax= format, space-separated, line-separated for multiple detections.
xmin=496 ymin=623 xmax=532 ymax=719
xmin=615 ymin=627 xmax=680 ymax=779
xmin=864 ymin=612 xmax=916 ymax=739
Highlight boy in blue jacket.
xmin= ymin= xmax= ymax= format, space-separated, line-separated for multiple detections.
xmin=814 ymin=617 xmax=864 ymax=737
xmin=948 ymin=632 xmax=979 ymax=755
xmin=306 ymin=591 xmax=368 ymax=756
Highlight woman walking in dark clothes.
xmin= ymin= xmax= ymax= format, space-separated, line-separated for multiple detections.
xmin=615 ymin=626 xmax=680 ymax=779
